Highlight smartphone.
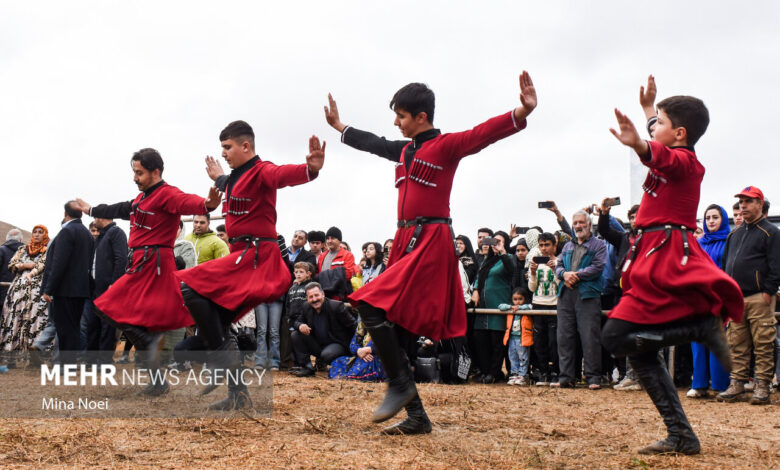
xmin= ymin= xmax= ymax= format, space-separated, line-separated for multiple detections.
xmin=538 ymin=201 xmax=554 ymax=209
xmin=482 ymin=237 xmax=498 ymax=246
xmin=515 ymin=226 xmax=530 ymax=235
xmin=532 ymin=256 xmax=550 ymax=264
xmin=606 ymin=197 xmax=622 ymax=207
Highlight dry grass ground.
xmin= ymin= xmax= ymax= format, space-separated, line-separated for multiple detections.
xmin=0 ymin=370 xmax=778 ymax=469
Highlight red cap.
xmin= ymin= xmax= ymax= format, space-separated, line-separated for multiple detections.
xmin=734 ymin=186 xmax=764 ymax=200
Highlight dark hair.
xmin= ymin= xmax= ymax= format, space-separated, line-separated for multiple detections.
xmin=304 ymin=281 xmax=323 ymax=293
xmin=64 ymin=200 xmax=82 ymax=219
xmin=131 ymin=148 xmax=164 ymax=175
xmin=389 ymin=83 xmax=435 ymax=124
xmin=455 ymin=235 xmax=476 ymax=260
xmin=477 ymin=227 xmax=494 ymax=237
xmin=627 ymin=204 xmax=640 ymax=219
xmin=219 ymin=120 xmax=255 ymax=149
xmin=704 ymin=204 xmax=722 ymax=218
xmin=365 ymin=242 xmax=384 ymax=267
xmin=493 ymin=231 xmax=511 ymax=247
xmin=194 ymin=213 xmax=211 ymax=222
xmin=89 ymin=221 xmax=97 ymax=229
xmin=512 ymin=287 xmax=531 ymax=303
xmin=538 ymin=232 xmax=556 ymax=245
xmin=763 ymin=199 xmax=770 ymax=216
xmin=217 ymin=224 xmax=226 ymax=232
xmin=656 ymin=95 xmax=709 ymax=146
xmin=732 ymin=201 xmax=740 ymax=210
xmin=295 ymin=229 xmax=308 ymax=242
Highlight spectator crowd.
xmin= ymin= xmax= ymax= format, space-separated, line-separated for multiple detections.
xmin=1 ymin=192 xmax=778 ymax=405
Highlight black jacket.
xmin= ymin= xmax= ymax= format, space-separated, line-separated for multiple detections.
xmin=293 ymin=298 xmax=357 ymax=350
xmin=0 ymin=239 xmax=23 ymax=284
xmin=93 ymin=222 xmax=128 ymax=297
xmin=42 ymin=219 xmax=94 ymax=298
xmin=723 ymin=216 xmax=780 ymax=297
xmin=598 ymin=213 xmax=634 ymax=292
xmin=289 ymin=248 xmax=318 ymax=273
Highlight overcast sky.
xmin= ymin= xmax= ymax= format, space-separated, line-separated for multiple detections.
xmin=3 ymin=1 xmax=778 ymax=247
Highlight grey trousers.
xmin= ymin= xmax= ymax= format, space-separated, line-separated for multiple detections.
xmin=557 ymin=287 xmax=602 ymax=384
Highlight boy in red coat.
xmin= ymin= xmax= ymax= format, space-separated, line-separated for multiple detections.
xmin=602 ymin=76 xmax=743 ymax=455
xmin=176 ymin=121 xmax=324 ymax=410
xmin=75 ymin=148 xmax=221 ymax=395
xmin=324 ymin=72 xmax=536 ymax=434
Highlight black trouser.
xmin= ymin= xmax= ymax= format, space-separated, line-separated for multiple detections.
xmin=173 ymin=334 xmax=208 ymax=364
xmin=290 ymin=331 xmax=346 ymax=368
xmin=279 ymin=315 xmax=293 ymax=368
xmin=51 ymin=296 xmax=87 ymax=364
xmin=473 ymin=329 xmax=506 ymax=378
xmin=86 ymin=302 xmax=117 ymax=364
xmin=532 ymin=305 xmax=558 ymax=377
xmin=557 ymin=289 xmax=602 ymax=385
xmin=180 ymin=282 xmax=235 ymax=350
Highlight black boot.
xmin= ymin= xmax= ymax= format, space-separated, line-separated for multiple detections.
xmin=359 ymin=303 xmax=417 ymax=423
xmin=139 ymin=369 xmax=170 ymax=397
xmin=203 ymin=335 xmax=243 ymax=397
xmin=208 ymin=366 xmax=252 ymax=411
xmin=381 ymin=395 xmax=432 ymax=435
xmin=121 ymin=325 xmax=164 ymax=368
xmin=630 ymin=352 xmax=700 ymax=455
xmin=611 ymin=316 xmax=731 ymax=372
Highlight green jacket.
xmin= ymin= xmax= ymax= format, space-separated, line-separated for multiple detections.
xmin=184 ymin=231 xmax=229 ymax=265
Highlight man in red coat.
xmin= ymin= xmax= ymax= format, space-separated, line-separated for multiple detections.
xmin=176 ymin=120 xmax=324 ymax=410
xmin=324 ymin=72 xmax=537 ymax=434
xmin=75 ymin=148 xmax=221 ymax=395
xmin=602 ymin=76 xmax=743 ymax=455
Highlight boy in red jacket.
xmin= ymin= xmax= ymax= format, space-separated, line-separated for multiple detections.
xmin=602 ymin=76 xmax=743 ymax=455
xmin=324 ymin=72 xmax=536 ymax=434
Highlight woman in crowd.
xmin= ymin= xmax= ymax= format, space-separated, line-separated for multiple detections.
xmin=0 ymin=225 xmax=50 ymax=363
xmin=470 ymin=231 xmax=515 ymax=384
xmin=456 ymin=235 xmax=478 ymax=285
xmin=382 ymin=239 xmax=393 ymax=265
xmin=329 ymin=320 xmax=385 ymax=381
xmin=511 ymin=237 xmax=529 ymax=291
xmin=687 ymin=204 xmax=731 ymax=398
xmin=362 ymin=242 xmax=385 ymax=285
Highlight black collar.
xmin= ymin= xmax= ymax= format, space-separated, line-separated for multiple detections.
xmin=144 ymin=180 xmax=165 ymax=196
xmin=670 ymin=145 xmax=695 ymax=152
xmin=226 ymin=156 xmax=260 ymax=200
xmin=412 ymin=128 xmax=441 ymax=149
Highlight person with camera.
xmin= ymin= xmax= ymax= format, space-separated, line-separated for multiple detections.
xmin=528 ymin=232 xmax=560 ymax=386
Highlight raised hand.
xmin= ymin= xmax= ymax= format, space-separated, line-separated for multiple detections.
xmin=204 ymin=186 xmax=223 ymax=211
xmin=610 ymin=108 xmax=649 ymax=156
xmin=509 ymin=224 xmax=519 ymax=239
xmin=205 ymin=156 xmax=225 ymax=182
xmin=324 ymin=93 xmax=346 ymax=132
xmin=514 ymin=70 xmax=537 ymax=121
xmin=639 ymin=75 xmax=657 ymax=110
xmin=306 ymin=135 xmax=326 ymax=174
xmin=74 ymin=198 xmax=92 ymax=214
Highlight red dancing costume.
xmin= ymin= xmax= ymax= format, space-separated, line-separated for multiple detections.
xmin=91 ymin=181 xmax=209 ymax=331
xmin=175 ymin=157 xmax=314 ymax=317
xmin=609 ymin=141 xmax=743 ymax=325
xmin=343 ymin=111 xmax=526 ymax=340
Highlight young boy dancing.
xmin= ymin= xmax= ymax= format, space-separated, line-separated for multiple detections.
xmin=176 ymin=121 xmax=324 ymax=410
xmin=602 ymin=76 xmax=744 ymax=454
xmin=324 ymin=72 xmax=536 ymax=434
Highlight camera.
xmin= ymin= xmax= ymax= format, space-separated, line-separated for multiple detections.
xmin=482 ymin=237 xmax=498 ymax=246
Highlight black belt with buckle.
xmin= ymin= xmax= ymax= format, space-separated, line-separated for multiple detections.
xmin=623 ymin=224 xmax=694 ymax=272
xmin=126 ymin=244 xmax=172 ymax=276
xmin=229 ymin=235 xmax=278 ymax=269
xmin=397 ymin=217 xmax=455 ymax=254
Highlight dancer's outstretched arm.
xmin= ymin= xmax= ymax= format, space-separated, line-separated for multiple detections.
xmin=513 ymin=70 xmax=537 ymax=122
xmin=325 ymin=93 xmax=406 ymax=162
xmin=610 ymin=109 xmax=649 ymax=158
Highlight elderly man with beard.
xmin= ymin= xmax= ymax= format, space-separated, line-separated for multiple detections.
xmin=553 ymin=210 xmax=607 ymax=389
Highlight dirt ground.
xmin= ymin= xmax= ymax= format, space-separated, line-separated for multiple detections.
xmin=0 ymin=370 xmax=778 ymax=470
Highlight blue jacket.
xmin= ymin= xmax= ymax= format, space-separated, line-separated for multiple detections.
xmin=555 ymin=234 xmax=607 ymax=300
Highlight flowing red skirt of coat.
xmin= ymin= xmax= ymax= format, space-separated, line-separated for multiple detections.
xmin=609 ymin=230 xmax=744 ymax=325
xmin=95 ymin=248 xmax=193 ymax=332
xmin=175 ymin=240 xmax=290 ymax=322
xmin=348 ymin=224 xmax=466 ymax=340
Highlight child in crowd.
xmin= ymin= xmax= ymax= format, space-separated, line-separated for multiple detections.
xmin=503 ymin=288 xmax=533 ymax=385
xmin=528 ymin=232 xmax=560 ymax=386
xmin=285 ymin=261 xmax=315 ymax=370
